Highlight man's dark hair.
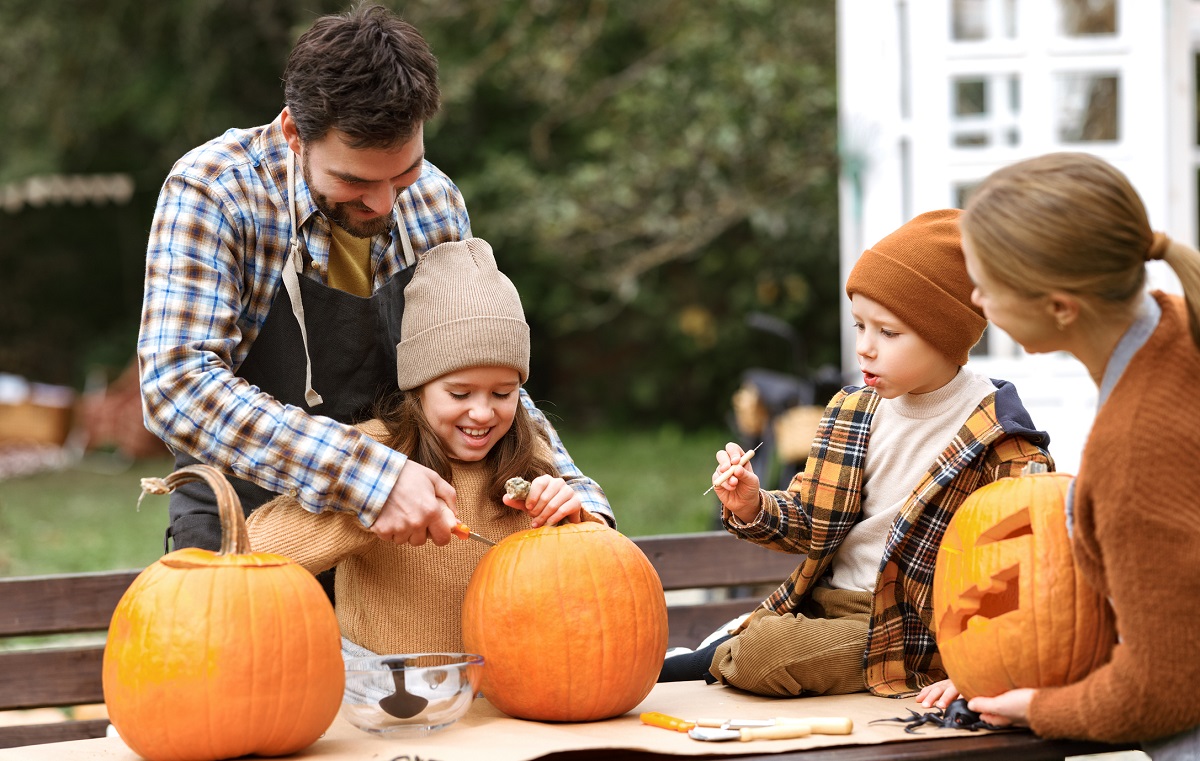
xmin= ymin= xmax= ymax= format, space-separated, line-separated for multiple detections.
xmin=283 ymin=4 xmax=440 ymax=149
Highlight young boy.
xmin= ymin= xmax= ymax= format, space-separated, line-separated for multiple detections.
xmin=660 ymin=209 xmax=1053 ymax=698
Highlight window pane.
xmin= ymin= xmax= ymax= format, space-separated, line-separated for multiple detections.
xmin=952 ymin=0 xmax=1018 ymax=40
xmin=954 ymin=79 xmax=988 ymax=116
xmin=1195 ymin=53 xmax=1200 ymax=147
xmin=1058 ymin=0 xmax=1117 ymax=36
xmin=954 ymin=133 xmax=990 ymax=147
xmin=953 ymin=0 xmax=988 ymax=40
xmin=1057 ymin=73 xmax=1119 ymax=142
xmin=955 ymin=182 xmax=981 ymax=209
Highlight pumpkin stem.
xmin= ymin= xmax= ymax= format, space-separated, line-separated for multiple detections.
xmin=139 ymin=464 xmax=251 ymax=556
xmin=1020 ymin=461 xmax=1049 ymax=476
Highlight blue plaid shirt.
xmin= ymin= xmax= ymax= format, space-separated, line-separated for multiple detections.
xmin=138 ymin=113 xmax=612 ymax=526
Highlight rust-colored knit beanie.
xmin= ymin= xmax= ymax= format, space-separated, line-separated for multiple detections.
xmin=394 ymin=238 xmax=530 ymax=391
xmin=845 ymin=209 xmax=985 ymax=366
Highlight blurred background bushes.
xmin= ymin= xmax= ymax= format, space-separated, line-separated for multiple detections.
xmin=0 ymin=0 xmax=841 ymax=430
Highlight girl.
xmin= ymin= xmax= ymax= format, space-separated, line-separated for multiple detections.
xmin=247 ymin=238 xmax=602 ymax=658
xmin=921 ymin=152 xmax=1200 ymax=757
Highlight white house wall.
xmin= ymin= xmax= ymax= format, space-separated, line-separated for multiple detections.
xmin=836 ymin=0 xmax=1190 ymax=475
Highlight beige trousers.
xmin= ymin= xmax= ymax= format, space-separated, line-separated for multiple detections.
xmin=709 ymin=585 xmax=872 ymax=697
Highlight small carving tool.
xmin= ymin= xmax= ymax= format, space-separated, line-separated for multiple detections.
xmin=688 ymin=724 xmax=813 ymax=742
xmin=639 ymin=712 xmax=696 ymax=732
xmin=451 ymin=522 xmax=496 ymax=546
xmin=693 ymin=716 xmax=854 ymax=734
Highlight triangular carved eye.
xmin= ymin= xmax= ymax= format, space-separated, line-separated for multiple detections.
xmin=937 ymin=508 xmax=1030 ymax=639
xmin=937 ymin=563 xmax=1020 ymax=640
xmin=976 ymin=507 xmax=1032 ymax=545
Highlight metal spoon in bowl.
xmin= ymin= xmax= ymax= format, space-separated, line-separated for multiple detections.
xmin=378 ymin=657 xmax=429 ymax=719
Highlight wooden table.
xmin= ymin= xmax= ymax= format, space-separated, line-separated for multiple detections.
xmin=0 ymin=682 xmax=1138 ymax=761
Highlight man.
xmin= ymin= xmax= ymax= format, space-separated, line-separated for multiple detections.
xmin=138 ymin=4 xmax=612 ymax=561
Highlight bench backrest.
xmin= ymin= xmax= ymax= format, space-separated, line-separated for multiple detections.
xmin=0 ymin=569 xmax=141 ymax=747
xmin=0 ymin=531 xmax=794 ymax=748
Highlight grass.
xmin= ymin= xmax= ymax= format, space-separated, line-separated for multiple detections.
xmin=0 ymin=426 xmax=731 ymax=577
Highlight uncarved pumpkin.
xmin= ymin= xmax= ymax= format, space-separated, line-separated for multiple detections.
xmin=102 ymin=465 xmax=344 ymax=761
xmin=461 ymin=522 xmax=668 ymax=721
xmin=932 ymin=471 xmax=1116 ymax=699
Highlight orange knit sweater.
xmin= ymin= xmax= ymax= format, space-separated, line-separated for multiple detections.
xmin=1029 ymin=293 xmax=1200 ymax=743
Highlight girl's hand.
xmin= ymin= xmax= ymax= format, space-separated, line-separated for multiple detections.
xmin=967 ymin=688 xmax=1035 ymax=728
xmin=714 ymin=442 xmax=761 ymax=523
xmin=503 ymin=475 xmax=583 ymax=528
xmin=916 ymin=679 xmax=961 ymax=709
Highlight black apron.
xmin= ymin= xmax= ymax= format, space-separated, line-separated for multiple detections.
xmin=166 ymin=150 xmax=416 ymax=603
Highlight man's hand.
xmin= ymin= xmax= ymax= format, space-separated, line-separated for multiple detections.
xmin=370 ymin=460 xmax=458 ymax=546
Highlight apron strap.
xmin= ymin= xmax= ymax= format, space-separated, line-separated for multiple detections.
xmin=398 ymin=221 xmax=416 ymax=268
xmin=285 ymin=150 xmax=324 ymax=407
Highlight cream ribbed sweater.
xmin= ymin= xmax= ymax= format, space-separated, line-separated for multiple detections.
xmin=247 ymin=459 xmax=529 ymax=655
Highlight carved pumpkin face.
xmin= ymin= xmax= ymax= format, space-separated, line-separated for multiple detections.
xmin=932 ymin=472 xmax=1115 ymax=699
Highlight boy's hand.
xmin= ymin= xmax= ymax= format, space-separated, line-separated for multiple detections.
xmin=916 ymin=678 xmax=961 ymax=709
xmin=503 ymin=475 xmax=584 ymax=528
xmin=714 ymin=442 xmax=762 ymax=523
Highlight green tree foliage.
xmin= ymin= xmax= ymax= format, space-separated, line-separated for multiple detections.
xmin=0 ymin=0 xmax=840 ymax=428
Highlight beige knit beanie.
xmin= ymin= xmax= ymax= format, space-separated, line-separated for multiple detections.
xmin=394 ymin=238 xmax=530 ymax=391
xmin=844 ymin=209 xmax=986 ymax=366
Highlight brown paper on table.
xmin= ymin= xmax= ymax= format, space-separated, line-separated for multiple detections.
xmin=0 ymin=682 xmax=978 ymax=761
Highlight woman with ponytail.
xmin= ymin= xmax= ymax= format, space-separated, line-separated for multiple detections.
xmin=919 ymin=152 xmax=1200 ymax=759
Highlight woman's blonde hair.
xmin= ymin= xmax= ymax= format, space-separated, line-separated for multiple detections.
xmin=961 ymin=152 xmax=1200 ymax=348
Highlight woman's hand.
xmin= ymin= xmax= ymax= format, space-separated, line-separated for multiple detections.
xmin=968 ymin=688 xmax=1036 ymax=727
xmin=503 ymin=475 xmax=583 ymax=528
xmin=714 ymin=442 xmax=762 ymax=523
xmin=916 ymin=679 xmax=961 ymax=709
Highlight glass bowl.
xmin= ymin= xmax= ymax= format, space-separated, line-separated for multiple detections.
xmin=341 ymin=652 xmax=484 ymax=736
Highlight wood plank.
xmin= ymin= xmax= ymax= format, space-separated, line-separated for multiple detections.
xmin=664 ymin=599 xmax=760 ymax=649
xmin=0 ymin=647 xmax=105 ymax=711
xmin=0 ymin=570 xmax=140 ymax=637
xmin=633 ymin=532 xmax=796 ymax=591
xmin=0 ymin=718 xmax=111 ymax=749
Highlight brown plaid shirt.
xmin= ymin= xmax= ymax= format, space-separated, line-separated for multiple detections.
xmin=724 ymin=380 xmax=1052 ymax=697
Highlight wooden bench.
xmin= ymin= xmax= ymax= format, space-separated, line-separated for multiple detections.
xmin=0 ymin=568 xmax=140 ymax=747
xmin=0 ymin=532 xmax=1140 ymax=758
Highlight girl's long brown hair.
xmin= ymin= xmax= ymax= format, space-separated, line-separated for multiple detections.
xmin=374 ymin=389 xmax=560 ymax=507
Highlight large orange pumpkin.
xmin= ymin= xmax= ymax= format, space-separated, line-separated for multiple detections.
xmin=461 ymin=522 xmax=668 ymax=721
xmin=102 ymin=465 xmax=344 ymax=761
xmin=932 ymin=471 xmax=1115 ymax=699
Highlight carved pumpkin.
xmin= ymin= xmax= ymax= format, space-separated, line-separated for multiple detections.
xmin=102 ymin=465 xmax=343 ymax=761
xmin=461 ymin=522 xmax=668 ymax=721
xmin=932 ymin=471 xmax=1116 ymax=699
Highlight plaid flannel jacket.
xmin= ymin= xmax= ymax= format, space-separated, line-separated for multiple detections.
xmin=138 ymin=114 xmax=612 ymax=526
xmin=724 ymin=380 xmax=1052 ymax=697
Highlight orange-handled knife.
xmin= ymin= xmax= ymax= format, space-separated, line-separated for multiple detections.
xmin=640 ymin=712 xmax=696 ymax=732
xmin=451 ymin=523 xmax=496 ymax=546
